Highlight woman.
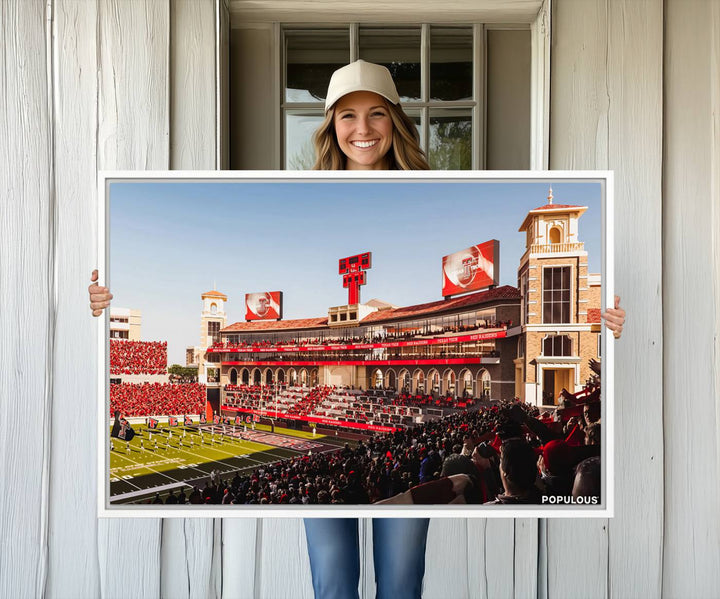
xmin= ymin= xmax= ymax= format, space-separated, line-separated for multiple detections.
xmin=89 ymin=59 xmax=626 ymax=599
xmin=302 ymin=60 xmax=433 ymax=599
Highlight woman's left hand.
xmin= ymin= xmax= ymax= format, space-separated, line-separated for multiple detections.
xmin=601 ymin=295 xmax=625 ymax=339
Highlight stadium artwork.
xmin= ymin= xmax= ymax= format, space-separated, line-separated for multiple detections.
xmin=98 ymin=171 xmax=615 ymax=518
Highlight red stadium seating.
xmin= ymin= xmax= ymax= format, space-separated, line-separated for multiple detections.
xmin=110 ymin=340 xmax=167 ymax=375
xmin=110 ymin=382 xmax=205 ymax=417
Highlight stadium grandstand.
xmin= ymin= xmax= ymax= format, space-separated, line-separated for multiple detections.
xmin=207 ymin=285 xmax=520 ymax=433
xmin=109 ymin=336 xmax=206 ymax=418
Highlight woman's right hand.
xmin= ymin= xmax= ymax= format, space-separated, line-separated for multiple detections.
xmin=89 ymin=269 xmax=113 ymax=316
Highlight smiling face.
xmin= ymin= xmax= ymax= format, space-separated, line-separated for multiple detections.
xmin=333 ymin=91 xmax=394 ymax=170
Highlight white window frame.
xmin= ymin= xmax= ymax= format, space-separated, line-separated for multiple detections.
xmin=279 ymin=15 xmax=549 ymax=170
xmin=227 ymin=0 xmax=551 ymax=171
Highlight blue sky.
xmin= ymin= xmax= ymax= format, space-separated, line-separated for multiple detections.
xmin=109 ymin=179 xmax=603 ymax=364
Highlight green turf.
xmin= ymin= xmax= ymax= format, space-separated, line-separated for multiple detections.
xmin=109 ymin=424 xmax=277 ymax=479
xmin=250 ymin=421 xmax=327 ymax=439
xmin=107 ymin=423 xmax=357 ymax=504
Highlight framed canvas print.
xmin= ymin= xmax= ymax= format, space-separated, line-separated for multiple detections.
xmin=97 ymin=171 xmax=614 ymax=518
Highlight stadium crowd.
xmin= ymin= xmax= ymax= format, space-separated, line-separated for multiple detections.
xmin=223 ymin=348 xmax=500 ymax=362
xmin=110 ymin=382 xmax=205 ymax=417
xmin=210 ymin=319 xmax=513 ymax=352
xmin=162 ymin=377 xmax=602 ymax=506
xmin=110 ymin=340 xmax=167 ymax=375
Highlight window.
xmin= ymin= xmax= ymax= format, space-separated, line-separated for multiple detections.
xmin=111 ymin=330 xmax=128 ymax=339
xmin=543 ymin=335 xmax=572 ymax=357
xmin=281 ymin=25 xmax=529 ymax=170
xmin=543 ymin=266 xmax=571 ymax=323
xmin=208 ymin=321 xmax=220 ymax=343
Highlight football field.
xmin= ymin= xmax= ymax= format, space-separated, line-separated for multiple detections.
xmin=108 ymin=422 xmax=355 ymax=504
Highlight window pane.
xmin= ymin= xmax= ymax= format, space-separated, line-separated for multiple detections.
xmin=286 ymin=30 xmax=350 ymax=103
xmin=562 ymin=303 xmax=570 ymax=322
xmin=285 ymin=112 xmax=324 ymax=170
xmin=359 ymin=28 xmax=421 ymax=102
xmin=430 ymin=27 xmax=473 ymax=101
xmin=429 ymin=109 xmax=472 ymax=170
xmin=400 ymin=108 xmax=423 ymax=145
xmin=544 ymin=303 xmax=552 ymax=323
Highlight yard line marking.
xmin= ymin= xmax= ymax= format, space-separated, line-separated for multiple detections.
xmin=109 ymin=451 xmax=187 ymax=486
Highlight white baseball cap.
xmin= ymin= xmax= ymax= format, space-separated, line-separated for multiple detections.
xmin=324 ymin=60 xmax=400 ymax=112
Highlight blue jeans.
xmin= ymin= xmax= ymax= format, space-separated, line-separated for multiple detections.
xmin=304 ymin=518 xmax=430 ymax=599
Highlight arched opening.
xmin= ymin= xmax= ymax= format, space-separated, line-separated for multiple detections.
xmin=384 ymin=369 xmax=396 ymax=390
xmin=252 ymin=368 xmax=262 ymax=385
xmin=265 ymin=368 xmax=273 ymax=385
xmin=300 ymin=368 xmax=308 ymax=386
xmin=443 ymin=369 xmax=456 ymax=397
xmin=371 ymin=368 xmax=383 ymax=389
xmin=477 ymin=369 xmax=491 ymax=400
xmin=398 ymin=369 xmax=411 ymax=393
xmin=412 ymin=369 xmax=425 ymax=394
xmin=310 ymin=368 xmax=319 ymax=386
xmin=459 ymin=368 xmax=473 ymax=398
xmin=428 ymin=369 xmax=440 ymax=395
xmin=549 ymin=226 xmax=562 ymax=244
xmin=241 ymin=368 xmax=249 ymax=385
xmin=288 ymin=368 xmax=297 ymax=386
xmin=276 ymin=369 xmax=285 ymax=384
xmin=229 ymin=368 xmax=238 ymax=385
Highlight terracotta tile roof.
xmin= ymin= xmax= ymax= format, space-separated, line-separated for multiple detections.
xmin=361 ymin=285 xmax=521 ymax=323
xmin=587 ymin=308 xmax=602 ymax=324
xmin=220 ymin=286 xmax=520 ymax=333
xmin=202 ymin=290 xmax=227 ymax=299
xmin=222 ymin=317 xmax=328 ymax=333
xmin=532 ymin=204 xmax=584 ymax=211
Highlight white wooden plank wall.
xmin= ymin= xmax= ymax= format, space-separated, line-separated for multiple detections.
xmin=256 ymin=519 xmax=314 ymax=598
xmin=3 ymin=1 xmax=720 ymax=598
xmin=604 ymin=2 xmax=664 ymax=597
xmin=547 ymin=2 xmax=611 ymax=595
xmin=95 ymin=0 xmax=169 ymax=597
xmin=663 ymin=1 xmax=720 ymax=597
xmin=549 ymin=1 xmax=664 ymax=598
xmin=163 ymin=2 xmax=221 ymax=597
xmin=0 ymin=2 xmax=53 ymax=598
xmin=47 ymin=1 xmax=101 ymax=597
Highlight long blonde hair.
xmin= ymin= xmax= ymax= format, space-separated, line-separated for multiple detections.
xmin=312 ymin=100 xmax=430 ymax=171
